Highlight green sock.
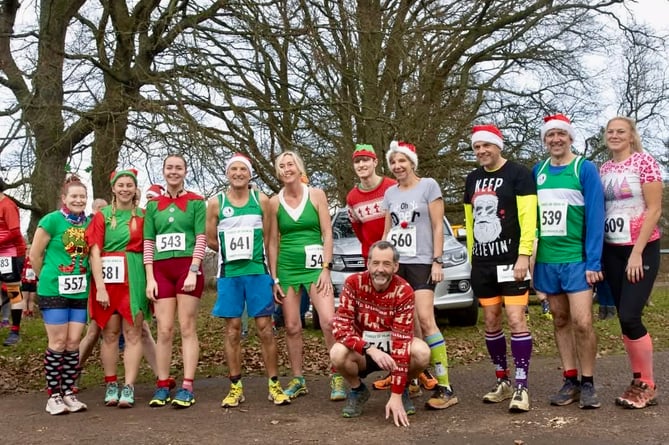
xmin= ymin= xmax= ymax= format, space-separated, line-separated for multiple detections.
xmin=425 ymin=332 xmax=450 ymax=387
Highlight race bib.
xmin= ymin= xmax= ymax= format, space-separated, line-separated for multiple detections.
xmin=102 ymin=256 xmax=125 ymax=284
xmin=496 ymin=264 xmax=530 ymax=283
xmin=387 ymin=225 xmax=417 ymax=257
xmin=25 ymin=268 xmax=36 ymax=280
xmin=304 ymin=244 xmax=324 ymax=269
xmin=0 ymin=256 xmax=11 ymax=275
xmin=223 ymin=228 xmax=254 ymax=261
xmin=156 ymin=233 xmax=186 ymax=252
xmin=604 ymin=214 xmax=631 ymax=244
xmin=58 ymin=274 xmax=87 ymax=295
xmin=539 ymin=200 xmax=568 ymax=236
xmin=362 ymin=331 xmax=392 ymax=354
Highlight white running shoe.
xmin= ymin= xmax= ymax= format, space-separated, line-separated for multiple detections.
xmin=46 ymin=394 xmax=69 ymax=415
xmin=62 ymin=391 xmax=87 ymax=412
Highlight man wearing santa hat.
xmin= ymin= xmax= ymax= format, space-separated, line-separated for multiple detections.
xmin=532 ymin=114 xmax=605 ymax=409
xmin=464 ymin=124 xmax=537 ymax=413
xmin=205 ymin=153 xmax=290 ymax=408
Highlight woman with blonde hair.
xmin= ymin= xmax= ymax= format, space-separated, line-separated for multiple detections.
xmin=268 ymin=151 xmax=342 ymax=400
xmin=87 ymin=169 xmax=149 ymax=408
xmin=600 ymin=117 xmax=662 ymax=409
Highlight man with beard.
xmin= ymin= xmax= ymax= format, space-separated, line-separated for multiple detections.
xmin=464 ymin=124 xmax=537 ymax=413
xmin=330 ymin=241 xmax=430 ymax=427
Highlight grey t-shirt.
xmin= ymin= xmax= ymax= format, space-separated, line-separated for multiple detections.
xmin=382 ymin=177 xmax=442 ymax=264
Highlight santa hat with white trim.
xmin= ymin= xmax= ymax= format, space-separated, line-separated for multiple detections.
xmin=386 ymin=141 xmax=418 ymax=168
xmin=471 ymin=125 xmax=504 ymax=150
xmin=225 ymin=153 xmax=254 ymax=175
xmin=541 ymin=113 xmax=575 ymax=141
xmin=145 ymin=184 xmax=164 ymax=198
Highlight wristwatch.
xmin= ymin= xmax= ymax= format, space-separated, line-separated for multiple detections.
xmin=323 ymin=262 xmax=333 ymax=270
xmin=189 ymin=264 xmax=201 ymax=275
xmin=433 ymin=257 xmax=443 ymax=264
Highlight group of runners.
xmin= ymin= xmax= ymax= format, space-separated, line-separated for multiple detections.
xmin=0 ymin=114 xmax=661 ymax=424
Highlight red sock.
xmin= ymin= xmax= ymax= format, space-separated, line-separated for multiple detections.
xmin=104 ymin=375 xmax=118 ymax=384
xmin=182 ymin=378 xmax=194 ymax=392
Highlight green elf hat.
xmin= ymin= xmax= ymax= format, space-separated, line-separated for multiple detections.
xmin=109 ymin=168 xmax=138 ymax=185
xmin=352 ymin=144 xmax=377 ymax=160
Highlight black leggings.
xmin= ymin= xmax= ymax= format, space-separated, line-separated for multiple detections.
xmin=602 ymin=240 xmax=660 ymax=340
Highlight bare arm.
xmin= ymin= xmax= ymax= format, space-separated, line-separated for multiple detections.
xmin=627 ymin=181 xmax=663 ymax=283
xmin=428 ymin=198 xmax=444 ymax=282
xmin=29 ymin=228 xmax=50 ymax=277
xmin=205 ymin=195 xmax=220 ymax=251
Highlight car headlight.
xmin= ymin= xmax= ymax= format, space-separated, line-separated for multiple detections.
xmin=442 ymin=247 xmax=467 ymax=267
xmin=332 ymin=255 xmax=345 ymax=272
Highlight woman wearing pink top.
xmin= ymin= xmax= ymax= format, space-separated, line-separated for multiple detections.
xmin=599 ymin=116 xmax=662 ymax=409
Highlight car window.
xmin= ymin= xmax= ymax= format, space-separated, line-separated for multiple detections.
xmin=333 ymin=211 xmax=356 ymax=239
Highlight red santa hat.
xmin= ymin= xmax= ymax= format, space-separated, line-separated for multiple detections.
xmin=145 ymin=183 xmax=164 ymax=198
xmin=386 ymin=141 xmax=418 ymax=168
xmin=225 ymin=153 xmax=253 ymax=176
xmin=471 ymin=125 xmax=504 ymax=150
xmin=541 ymin=114 xmax=575 ymax=141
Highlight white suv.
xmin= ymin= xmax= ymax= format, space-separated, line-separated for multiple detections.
xmin=330 ymin=210 xmax=478 ymax=326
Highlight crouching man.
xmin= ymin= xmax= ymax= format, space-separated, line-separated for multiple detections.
xmin=330 ymin=240 xmax=430 ymax=427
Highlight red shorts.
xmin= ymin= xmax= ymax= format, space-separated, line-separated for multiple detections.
xmin=153 ymin=257 xmax=204 ymax=299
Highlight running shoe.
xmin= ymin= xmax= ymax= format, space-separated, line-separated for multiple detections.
xmin=425 ymin=385 xmax=458 ymax=410
xmin=341 ymin=383 xmax=370 ymax=418
xmin=268 ymin=379 xmax=290 ymax=406
xmin=104 ymin=382 xmax=120 ymax=406
xmin=402 ymin=387 xmax=416 ymax=415
xmin=372 ymin=373 xmax=392 ymax=390
xmin=45 ymin=394 xmax=69 ymax=416
xmin=221 ymin=381 xmax=245 ymax=407
xmin=508 ymin=386 xmax=530 ymax=412
xmin=482 ymin=378 xmax=513 ymax=403
xmin=0 ymin=320 xmax=9 ymax=329
xmin=408 ymin=379 xmax=422 ymax=398
xmin=284 ymin=376 xmax=308 ymax=399
xmin=419 ymin=369 xmax=438 ymax=390
xmin=62 ymin=391 xmax=87 ymax=413
xmin=579 ymin=382 xmax=601 ymax=409
xmin=171 ymin=388 xmax=196 ymax=409
xmin=118 ymin=384 xmax=135 ymax=408
xmin=550 ymin=379 xmax=580 ymax=406
xmin=330 ymin=373 xmax=346 ymax=401
xmin=616 ymin=379 xmax=657 ymax=409
xmin=149 ymin=386 xmax=171 ymax=407
xmin=3 ymin=331 xmax=19 ymax=346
